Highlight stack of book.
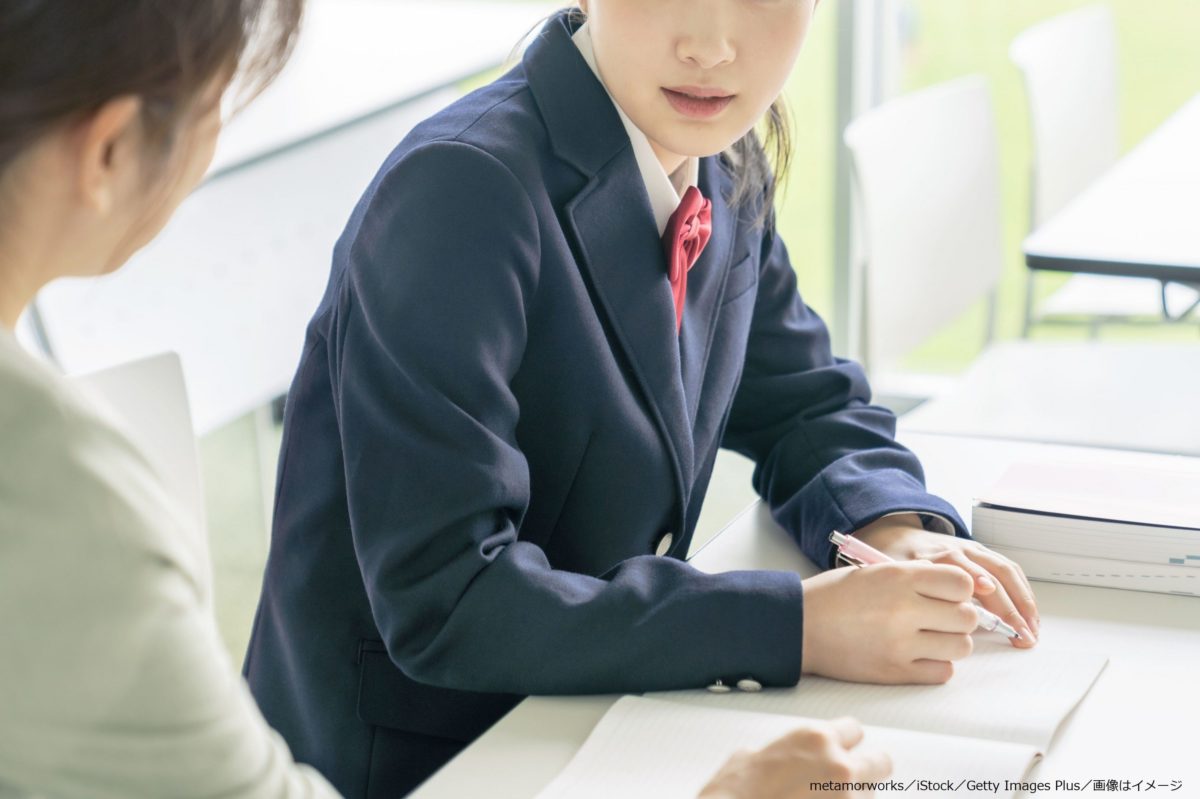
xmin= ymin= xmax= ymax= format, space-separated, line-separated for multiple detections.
xmin=971 ymin=460 xmax=1200 ymax=596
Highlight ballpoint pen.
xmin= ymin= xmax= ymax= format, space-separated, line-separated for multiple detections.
xmin=829 ymin=530 xmax=1022 ymax=640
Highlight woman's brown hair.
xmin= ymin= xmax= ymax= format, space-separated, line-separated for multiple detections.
xmin=0 ymin=0 xmax=304 ymax=176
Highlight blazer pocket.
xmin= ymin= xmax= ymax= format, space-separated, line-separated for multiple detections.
xmin=356 ymin=640 xmax=522 ymax=742
xmin=721 ymin=254 xmax=758 ymax=304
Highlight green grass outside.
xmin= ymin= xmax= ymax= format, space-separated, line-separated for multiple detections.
xmin=857 ymin=1 xmax=1199 ymax=370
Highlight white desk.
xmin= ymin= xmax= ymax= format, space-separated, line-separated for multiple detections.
xmin=1024 ymin=93 xmax=1200 ymax=289
xmin=32 ymin=0 xmax=557 ymax=435
xmin=412 ymin=432 xmax=1200 ymax=798
xmin=899 ymin=340 xmax=1200 ymax=457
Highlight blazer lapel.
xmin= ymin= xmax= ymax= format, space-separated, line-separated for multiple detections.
xmin=565 ymin=165 xmax=695 ymax=494
xmin=526 ymin=10 xmax=695 ymax=504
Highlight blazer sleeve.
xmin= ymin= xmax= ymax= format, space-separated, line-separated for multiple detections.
xmin=0 ymin=377 xmax=338 ymax=798
xmin=719 ymin=214 xmax=969 ymax=570
xmin=329 ymin=141 xmax=805 ymax=695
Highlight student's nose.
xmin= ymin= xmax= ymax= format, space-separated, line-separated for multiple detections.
xmin=674 ymin=4 xmax=736 ymax=70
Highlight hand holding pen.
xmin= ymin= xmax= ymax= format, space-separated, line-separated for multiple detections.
xmin=830 ymin=530 xmax=1024 ymax=640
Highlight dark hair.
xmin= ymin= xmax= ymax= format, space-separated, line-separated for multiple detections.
xmin=0 ymin=0 xmax=304 ymax=176
xmin=528 ymin=8 xmax=794 ymax=229
xmin=725 ymin=99 xmax=793 ymax=229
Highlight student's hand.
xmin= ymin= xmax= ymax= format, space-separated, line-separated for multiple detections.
xmin=698 ymin=717 xmax=891 ymax=799
xmin=800 ymin=560 xmax=977 ymax=684
xmin=852 ymin=514 xmax=1039 ymax=647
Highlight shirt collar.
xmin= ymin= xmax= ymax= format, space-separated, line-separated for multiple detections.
xmin=572 ymin=21 xmax=700 ymax=237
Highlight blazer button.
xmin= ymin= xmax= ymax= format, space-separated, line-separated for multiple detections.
xmin=707 ymin=679 xmax=732 ymax=693
xmin=655 ymin=532 xmax=674 ymax=556
xmin=736 ymin=678 xmax=763 ymax=692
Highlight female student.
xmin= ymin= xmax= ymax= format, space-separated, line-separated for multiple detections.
xmin=0 ymin=1 xmax=894 ymax=797
xmin=244 ymin=1 xmax=1041 ymax=796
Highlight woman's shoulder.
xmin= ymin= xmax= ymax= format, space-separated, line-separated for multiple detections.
xmin=0 ymin=332 xmax=82 ymax=444
xmin=0 ymin=336 xmax=205 ymax=587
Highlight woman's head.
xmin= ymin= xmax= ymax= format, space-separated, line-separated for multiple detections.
xmin=577 ymin=0 xmax=818 ymax=211
xmin=0 ymin=0 xmax=302 ymax=323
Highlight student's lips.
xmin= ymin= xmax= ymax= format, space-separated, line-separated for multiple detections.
xmin=662 ymin=87 xmax=735 ymax=119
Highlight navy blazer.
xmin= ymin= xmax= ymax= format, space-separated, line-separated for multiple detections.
xmin=244 ymin=10 xmax=967 ymax=798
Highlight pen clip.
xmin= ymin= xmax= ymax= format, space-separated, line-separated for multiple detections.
xmin=835 ymin=550 xmax=867 ymax=568
xmin=829 ymin=530 xmax=866 ymax=568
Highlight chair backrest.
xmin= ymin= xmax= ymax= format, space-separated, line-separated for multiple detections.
xmin=14 ymin=309 xmax=46 ymax=359
xmin=1010 ymin=5 xmax=1120 ymax=227
xmin=844 ymin=75 xmax=1004 ymax=376
xmin=69 ymin=352 xmax=207 ymax=539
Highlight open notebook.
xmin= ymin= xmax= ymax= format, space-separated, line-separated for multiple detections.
xmin=538 ymin=641 xmax=1107 ymax=799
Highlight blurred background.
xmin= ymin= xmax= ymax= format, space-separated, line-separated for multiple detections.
xmin=20 ymin=0 xmax=1198 ymax=660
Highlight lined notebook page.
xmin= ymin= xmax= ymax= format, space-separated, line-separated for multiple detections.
xmin=536 ymin=696 xmax=1041 ymax=799
xmin=652 ymin=641 xmax=1107 ymax=749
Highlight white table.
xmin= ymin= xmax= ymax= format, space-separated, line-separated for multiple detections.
xmin=31 ymin=0 xmax=556 ymax=435
xmin=899 ymin=340 xmax=1200 ymax=457
xmin=1024 ymin=94 xmax=1200 ymax=294
xmin=411 ymin=432 xmax=1200 ymax=798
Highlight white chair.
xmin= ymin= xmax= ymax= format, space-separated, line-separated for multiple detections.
xmin=68 ymin=352 xmax=213 ymax=592
xmin=845 ymin=75 xmax=1200 ymax=456
xmin=1011 ymin=5 xmax=1199 ymax=334
xmin=69 ymin=352 xmax=207 ymax=531
xmin=844 ymin=75 xmax=1002 ymax=403
xmin=14 ymin=308 xmax=47 ymax=360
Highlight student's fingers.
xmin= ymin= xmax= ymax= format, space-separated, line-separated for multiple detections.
xmin=991 ymin=545 xmax=1035 ymax=597
xmin=966 ymin=576 xmax=1036 ymax=648
xmin=910 ymin=562 xmax=975 ymax=603
xmin=828 ymin=716 xmax=865 ymax=750
xmin=912 ymin=629 xmax=974 ymax=662
xmin=906 ymin=658 xmax=956 ymax=685
xmin=930 ymin=548 xmax=998 ymax=595
xmin=967 ymin=546 xmax=1040 ymax=637
xmin=915 ymin=596 xmax=980 ymax=634
xmin=962 ymin=548 xmax=1040 ymax=641
xmin=925 ymin=546 xmax=1039 ymax=642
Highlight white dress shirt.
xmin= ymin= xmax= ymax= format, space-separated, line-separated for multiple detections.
xmin=572 ymin=21 xmax=699 ymax=236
